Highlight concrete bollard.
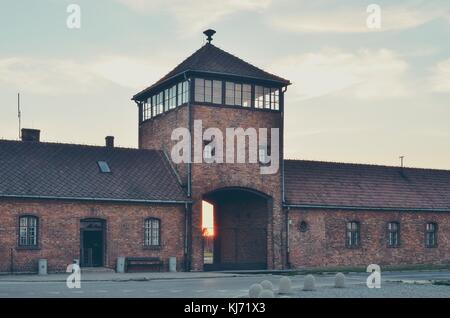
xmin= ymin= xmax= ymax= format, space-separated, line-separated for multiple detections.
xmin=260 ymin=280 xmax=274 ymax=291
xmin=38 ymin=259 xmax=47 ymax=275
xmin=335 ymin=273 xmax=346 ymax=288
xmin=249 ymin=283 xmax=263 ymax=298
xmin=278 ymin=276 xmax=292 ymax=294
xmin=303 ymin=274 xmax=316 ymax=291
xmin=116 ymin=257 xmax=125 ymax=273
xmin=169 ymin=257 xmax=177 ymax=272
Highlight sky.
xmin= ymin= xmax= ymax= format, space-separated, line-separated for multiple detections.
xmin=0 ymin=0 xmax=449 ymax=170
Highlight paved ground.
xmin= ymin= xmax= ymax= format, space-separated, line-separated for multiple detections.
xmin=0 ymin=270 xmax=449 ymax=298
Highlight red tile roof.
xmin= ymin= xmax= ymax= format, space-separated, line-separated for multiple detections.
xmin=284 ymin=160 xmax=450 ymax=210
xmin=0 ymin=140 xmax=188 ymax=203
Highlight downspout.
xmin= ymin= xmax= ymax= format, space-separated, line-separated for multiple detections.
xmin=184 ymin=72 xmax=192 ymax=198
xmin=184 ymin=72 xmax=193 ymax=271
xmin=281 ymin=85 xmax=289 ymax=268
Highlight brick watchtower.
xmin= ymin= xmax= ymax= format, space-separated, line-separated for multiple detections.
xmin=133 ymin=30 xmax=290 ymax=271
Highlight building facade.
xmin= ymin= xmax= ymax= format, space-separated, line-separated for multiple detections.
xmin=0 ymin=32 xmax=449 ymax=273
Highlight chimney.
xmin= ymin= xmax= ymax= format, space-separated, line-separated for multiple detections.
xmin=21 ymin=128 xmax=40 ymax=142
xmin=105 ymin=136 xmax=114 ymax=148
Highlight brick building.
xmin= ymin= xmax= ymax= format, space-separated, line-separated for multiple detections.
xmin=1 ymin=31 xmax=449 ymax=273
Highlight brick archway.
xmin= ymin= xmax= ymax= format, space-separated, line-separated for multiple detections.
xmin=203 ymin=187 xmax=270 ymax=270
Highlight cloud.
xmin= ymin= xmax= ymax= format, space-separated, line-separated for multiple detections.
xmin=269 ymin=3 xmax=447 ymax=33
xmin=429 ymin=59 xmax=450 ymax=93
xmin=0 ymin=55 xmax=171 ymax=96
xmin=269 ymin=48 xmax=413 ymax=100
xmin=117 ymin=0 xmax=271 ymax=34
xmin=0 ymin=57 xmax=102 ymax=96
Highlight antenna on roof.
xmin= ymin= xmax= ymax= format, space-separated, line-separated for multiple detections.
xmin=399 ymin=155 xmax=405 ymax=168
xmin=18 ymin=93 xmax=22 ymax=139
xmin=203 ymin=29 xmax=216 ymax=44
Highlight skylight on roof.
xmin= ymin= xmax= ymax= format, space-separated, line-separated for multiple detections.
xmin=97 ymin=161 xmax=111 ymax=173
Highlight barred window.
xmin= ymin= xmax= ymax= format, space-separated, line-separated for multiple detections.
xmin=19 ymin=216 xmax=38 ymax=247
xmin=388 ymin=222 xmax=400 ymax=247
xmin=425 ymin=222 xmax=437 ymax=248
xmin=346 ymin=221 xmax=360 ymax=248
xmin=145 ymin=218 xmax=160 ymax=247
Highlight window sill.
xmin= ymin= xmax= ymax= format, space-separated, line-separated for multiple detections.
xmin=143 ymin=246 xmax=162 ymax=251
xmin=16 ymin=246 xmax=41 ymax=251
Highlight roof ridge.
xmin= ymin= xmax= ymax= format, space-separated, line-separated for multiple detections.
xmin=0 ymin=138 xmax=155 ymax=154
xmin=284 ymin=158 xmax=450 ymax=173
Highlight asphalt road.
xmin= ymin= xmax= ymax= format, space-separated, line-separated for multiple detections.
xmin=0 ymin=271 xmax=449 ymax=298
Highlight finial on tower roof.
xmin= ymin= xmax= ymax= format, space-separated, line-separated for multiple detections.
xmin=203 ymin=29 xmax=216 ymax=44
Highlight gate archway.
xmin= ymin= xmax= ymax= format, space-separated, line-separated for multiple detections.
xmin=203 ymin=187 xmax=270 ymax=270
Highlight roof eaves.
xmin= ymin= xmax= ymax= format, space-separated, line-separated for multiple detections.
xmin=284 ymin=203 xmax=450 ymax=213
xmin=0 ymin=194 xmax=192 ymax=205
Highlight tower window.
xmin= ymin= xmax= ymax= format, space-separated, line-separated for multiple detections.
xmin=387 ymin=222 xmax=400 ymax=247
xmin=225 ymin=82 xmax=245 ymax=106
xmin=19 ymin=215 xmax=38 ymax=247
xmin=212 ymin=80 xmax=222 ymax=104
xmin=143 ymin=98 xmax=152 ymax=121
xmin=195 ymin=78 xmax=205 ymax=102
xmin=195 ymin=78 xmax=221 ymax=104
xmin=346 ymin=221 xmax=360 ymax=248
xmin=178 ymin=81 xmax=189 ymax=106
xmin=242 ymin=84 xmax=252 ymax=107
xmin=168 ymin=85 xmax=177 ymax=109
xmin=97 ymin=161 xmax=111 ymax=173
xmin=255 ymin=86 xmax=264 ymax=108
xmin=255 ymin=86 xmax=279 ymax=110
xmin=425 ymin=222 xmax=437 ymax=248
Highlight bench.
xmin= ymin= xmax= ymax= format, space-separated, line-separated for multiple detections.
xmin=125 ymin=257 xmax=164 ymax=272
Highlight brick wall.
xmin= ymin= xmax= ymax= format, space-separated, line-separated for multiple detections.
xmin=288 ymin=208 xmax=450 ymax=268
xmin=139 ymin=103 xmax=286 ymax=271
xmin=190 ymin=105 xmax=285 ymax=270
xmin=0 ymin=200 xmax=185 ymax=273
xmin=139 ymin=105 xmax=189 ymax=185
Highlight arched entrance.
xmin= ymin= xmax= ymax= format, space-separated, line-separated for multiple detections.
xmin=80 ymin=218 xmax=106 ymax=267
xmin=203 ymin=188 xmax=270 ymax=270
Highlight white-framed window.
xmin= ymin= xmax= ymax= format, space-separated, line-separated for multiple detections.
xmin=388 ymin=222 xmax=400 ymax=247
xmin=346 ymin=221 xmax=360 ymax=247
xmin=19 ymin=216 xmax=38 ymax=247
xmin=144 ymin=218 xmax=161 ymax=247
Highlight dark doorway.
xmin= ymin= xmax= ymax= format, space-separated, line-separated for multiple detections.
xmin=80 ymin=219 xmax=105 ymax=267
xmin=203 ymin=188 xmax=269 ymax=271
